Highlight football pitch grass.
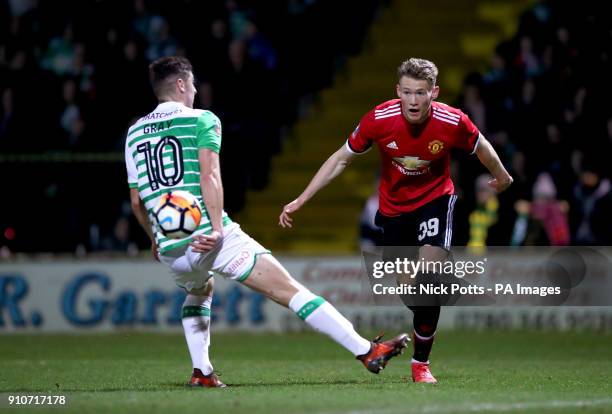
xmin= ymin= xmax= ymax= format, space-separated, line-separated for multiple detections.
xmin=1 ymin=331 xmax=611 ymax=414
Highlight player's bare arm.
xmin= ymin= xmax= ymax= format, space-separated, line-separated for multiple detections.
xmin=129 ymin=188 xmax=159 ymax=261
xmin=191 ymin=148 xmax=224 ymax=252
xmin=279 ymin=145 xmax=356 ymax=228
xmin=474 ymin=135 xmax=513 ymax=193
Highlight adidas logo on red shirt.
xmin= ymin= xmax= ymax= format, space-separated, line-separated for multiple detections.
xmin=386 ymin=141 xmax=398 ymax=149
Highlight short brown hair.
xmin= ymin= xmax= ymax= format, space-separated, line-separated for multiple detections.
xmin=149 ymin=56 xmax=193 ymax=97
xmin=397 ymin=58 xmax=438 ymax=87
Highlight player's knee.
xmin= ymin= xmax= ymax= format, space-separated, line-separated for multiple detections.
xmin=186 ymin=278 xmax=214 ymax=296
xmin=186 ymin=287 xmax=207 ymax=296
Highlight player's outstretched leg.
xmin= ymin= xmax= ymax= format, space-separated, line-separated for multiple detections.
xmin=242 ymin=254 xmax=409 ymax=374
xmin=181 ymin=279 xmax=226 ymax=388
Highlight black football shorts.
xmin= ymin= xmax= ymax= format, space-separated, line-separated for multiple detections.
xmin=375 ymin=194 xmax=458 ymax=250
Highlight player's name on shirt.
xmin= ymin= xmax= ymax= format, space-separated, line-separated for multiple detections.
xmin=141 ymin=120 xmax=173 ymax=134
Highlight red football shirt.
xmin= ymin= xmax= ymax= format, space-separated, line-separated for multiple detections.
xmin=347 ymin=99 xmax=480 ymax=216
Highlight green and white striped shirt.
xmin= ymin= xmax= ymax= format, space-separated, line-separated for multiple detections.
xmin=125 ymin=101 xmax=232 ymax=254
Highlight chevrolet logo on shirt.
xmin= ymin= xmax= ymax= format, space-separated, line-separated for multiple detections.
xmin=392 ymin=156 xmax=431 ymax=171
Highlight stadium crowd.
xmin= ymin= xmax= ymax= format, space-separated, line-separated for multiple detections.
xmin=451 ymin=0 xmax=612 ymax=247
xmin=0 ymin=0 xmax=379 ymax=254
xmin=1 ymin=0 xmax=610 ymax=254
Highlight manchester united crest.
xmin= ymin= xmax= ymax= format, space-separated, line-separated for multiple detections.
xmin=428 ymin=140 xmax=444 ymax=155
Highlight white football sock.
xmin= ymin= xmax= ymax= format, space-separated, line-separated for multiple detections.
xmin=182 ymin=294 xmax=213 ymax=375
xmin=288 ymin=290 xmax=371 ymax=356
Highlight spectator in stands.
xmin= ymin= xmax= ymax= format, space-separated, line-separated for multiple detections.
xmin=514 ymin=36 xmax=541 ymax=78
xmin=244 ymin=20 xmax=277 ymax=70
xmin=468 ymin=174 xmax=499 ymax=252
xmin=226 ymin=0 xmax=250 ymax=39
xmin=59 ymin=79 xmax=84 ymax=147
xmin=200 ymin=19 xmax=231 ymax=82
xmin=131 ymin=0 xmax=154 ymax=43
xmin=571 ymin=160 xmax=612 ymax=245
xmin=101 ymin=216 xmax=139 ymax=256
xmin=359 ymin=179 xmax=383 ymax=249
xmin=72 ymin=43 xmax=95 ymax=95
xmin=41 ymin=24 xmax=76 ymax=76
xmin=144 ymin=17 xmax=178 ymax=62
xmin=461 ymin=76 xmax=487 ymax=133
xmin=511 ymin=172 xmax=570 ymax=246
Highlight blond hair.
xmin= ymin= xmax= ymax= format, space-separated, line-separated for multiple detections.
xmin=397 ymin=58 xmax=438 ymax=87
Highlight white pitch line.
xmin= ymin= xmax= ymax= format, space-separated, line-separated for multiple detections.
xmin=423 ymin=398 xmax=612 ymax=413
xmin=328 ymin=398 xmax=612 ymax=414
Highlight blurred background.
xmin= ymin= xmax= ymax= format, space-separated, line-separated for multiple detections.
xmin=0 ymin=0 xmax=611 ymax=257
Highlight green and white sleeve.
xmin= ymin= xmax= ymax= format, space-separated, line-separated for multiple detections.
xmin=196 ymin=111 xmax=222 ymax=153
xmin=125 ymin=136 xmax=138 ymax=189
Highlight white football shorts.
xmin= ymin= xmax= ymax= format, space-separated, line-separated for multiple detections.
xmin=159 ymin=222 xmax=270 ymax=291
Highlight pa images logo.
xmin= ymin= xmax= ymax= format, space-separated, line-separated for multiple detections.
xmin=428 ymin=140 xmax=444 ymax=155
